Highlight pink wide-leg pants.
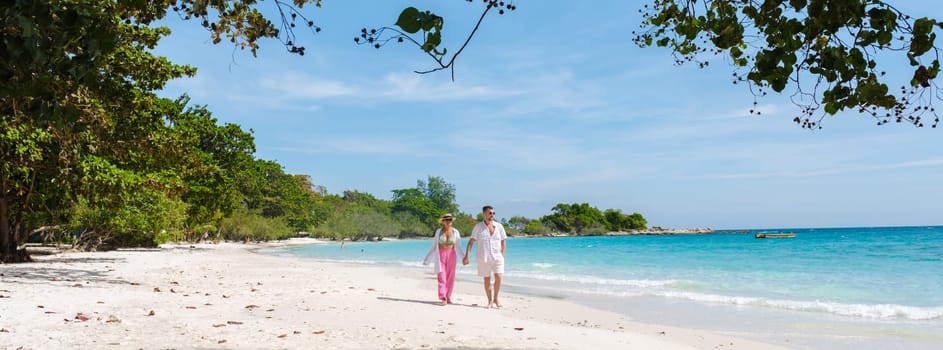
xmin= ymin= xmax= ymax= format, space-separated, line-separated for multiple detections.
xmin=437 ymin=248 xmax=456 ymax=302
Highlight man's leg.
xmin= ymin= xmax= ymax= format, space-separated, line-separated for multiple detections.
xmin=492 ymin=273 xmax=502 ymax=307
xmin=483 ymin=276 xmax=493 ymax=308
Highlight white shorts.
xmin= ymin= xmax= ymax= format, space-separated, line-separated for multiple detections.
xmin=477 ymin=259 xmax=505 ymax=277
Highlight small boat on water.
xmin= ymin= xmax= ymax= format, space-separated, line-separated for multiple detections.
xmin=755 ymin=232 xmax=796 ymax=239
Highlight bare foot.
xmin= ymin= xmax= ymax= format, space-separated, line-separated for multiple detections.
xmin=440 ymin=299 xmax=447 ymax=306
xmin=487 ymin=302 xmax=494 ymax=309
xmin=494 ymin=301 xmax=503 ymax=308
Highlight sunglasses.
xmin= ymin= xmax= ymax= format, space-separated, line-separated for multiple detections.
xmin=442 ymin=218 xmax=453 ymax=221
xmin=485 ymin=211 xmax=495 ymax=215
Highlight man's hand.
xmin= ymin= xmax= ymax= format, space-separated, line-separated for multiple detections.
xmin=462 ymin=256 xmax=469 ymax=266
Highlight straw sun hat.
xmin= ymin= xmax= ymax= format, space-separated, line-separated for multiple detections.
xmin=438 ymin=213 xmax=454 ymax=224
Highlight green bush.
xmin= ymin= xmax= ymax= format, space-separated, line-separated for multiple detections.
xmin=219 ymin=210 xmax=294 ymax=241
xmin=67 ymin=188 xmax=188 ymax=248
xmin=522 ymin=220 xmax=548 ymax=235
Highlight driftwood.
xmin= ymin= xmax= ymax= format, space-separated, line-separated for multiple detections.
xmin=28 ymin=225 xmax=62 ymax=245
xmin=72 ymin=228 xmax=116 ymax=251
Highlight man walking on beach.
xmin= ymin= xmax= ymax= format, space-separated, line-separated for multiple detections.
xmin=463 ymin=205 xmax=507 ymax=308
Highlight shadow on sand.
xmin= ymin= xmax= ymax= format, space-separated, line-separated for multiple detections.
xmin=0 ymin=256 xmax=133 ymax=286
xmin=377 ymin=296 xmax=484 ymax=309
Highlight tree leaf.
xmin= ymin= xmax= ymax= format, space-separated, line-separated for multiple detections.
xmin=395 ymin=7 xmax=421 ymax=34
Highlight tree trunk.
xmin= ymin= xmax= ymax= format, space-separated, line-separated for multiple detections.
xmin=1 ymin=171 xmax=32 ymax=263
xmin=1 ymin=194 xmax=11 ymax=262
xmin=1 ymin=172 xmax=13 ymax=262
xmin=0 ymin=195 xmax=29 ymax=263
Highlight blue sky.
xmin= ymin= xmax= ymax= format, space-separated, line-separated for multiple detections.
xmin=154 ymin=1 xmax=943 ymax=230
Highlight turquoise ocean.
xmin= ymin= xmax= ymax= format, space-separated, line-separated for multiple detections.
xmin=264 ymin=226 xmax=943 ymax=349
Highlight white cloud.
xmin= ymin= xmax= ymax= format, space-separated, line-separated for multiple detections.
xmin=275 ymin=137 xmax=439 ymax=157
xmin=707 ymin=158 xmax=943 ymax=180
xmin=375 ymin=73 xmax=508 ymax=101
xmin=530 ymin=168 xmax=630 ymax=189
xmin=259 ymin=72 xmax=357 ymax=98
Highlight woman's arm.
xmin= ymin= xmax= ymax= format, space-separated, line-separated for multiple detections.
xmin=423 ymin=229 xmax=440 ymax=265
xmin=454 ymin=228 xmax=464 ymax=261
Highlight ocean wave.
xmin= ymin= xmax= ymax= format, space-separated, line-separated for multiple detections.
xmin=311 ymin=258 xmax=382 ymax=265
xmin=516 ymin=281 xmax=943 ymax=321
xmin=398 ymin=261 xmax=425 ymax=268
xmin=531 ymin=263 xmax=555 ymax=269
xmin=256 ymin=250 xmax=296 ymax=258
xmin=508 ymin=272 xmax=678 ymax=288
xmin=654 ymin=291 xmax=943 ymax=321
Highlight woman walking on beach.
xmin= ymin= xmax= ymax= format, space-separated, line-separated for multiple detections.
xmin=423 ymin=213 xmax=464 ymax=305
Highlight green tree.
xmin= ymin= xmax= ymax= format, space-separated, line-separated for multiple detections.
xmin=391 ymin=211 xmax=431 ymax=237
xmin=68 ymin=188 xmax=188 ymax=249
xmin=349 ymin=207 xmax=400 ymax=240
xmin=287 ymin=174 xmax=325 ymax=231
xmin=390 ymin=188 xmax=440 ymax=229
xmin=603 ymin=209 xmax=625 ymax=232
xmin=311 ymin=192 xmax=344 ymax=230
xmin=451 ymin=213 xmax=476 ymax=237
xmin=417 ymin=175 xmax=458 ymax=215
xmin=635 ymin=0 xmax=942 ymax=128
xmin=218 ymin=208 xmax=294 ymax=242
xmin=603 ymin=209 xmax=648 ymax=231
xmin=167 ymin=97 xmax=256 ymax=233
xmin=541 ymin=203 xmax=605 ymax=234
xmin=625 ymin=213 xmax=648 ymax=231
xmin=507 ymin=215 xmax=530 ymax=230
xmin=343 ymin=190 xmax=391 ymax=212
xmin=522 ymin=220 xmax=548 ymax=235
xmin=241 ymin=159 xmax=319 ymax=232
xmin=1 ymin=1 xmax=197 ymax=261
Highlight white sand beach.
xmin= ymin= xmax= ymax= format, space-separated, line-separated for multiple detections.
xmin=0 ymin=239 xmax=791 ymax=349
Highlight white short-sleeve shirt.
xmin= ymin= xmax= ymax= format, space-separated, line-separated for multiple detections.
xmin=471 ymin=221 xmax=507 ymax=264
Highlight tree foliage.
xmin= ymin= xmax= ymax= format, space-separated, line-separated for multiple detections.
xmin=417 ymin=175 xmax=459 ymax=215
xmin=634 ymin=0 xmax=943 ymax=128
xmin=1 ymin=0 xmax=198 ymax=261
xmin=356 ymin=0 xmax=517 ymax=80
xmin=309 ymin=176 xmax=464 ymax=240
xmin=603 ymin=209 xmax=648 ymax=232
xmin=541 ymin=203 xmax=648 ymax=235
xmin=166 ymin=0 xmax=325 ymax=56
xmin=506 ymin=215 xmax=530 ymax=230
xmin=541 ymin=203 xmax=605 ymax=234
xmin=522 ymin=220 xmax=548 ymax=235
xmin=166 ymin=98 xmax=255 ymax=231
xmin=0 ymin=0 xmax=328 ymax=259
xmin=218 ymin=209 xmax=294 ymax=242
xmin=390 ymin=188 xmax=441 ymax=229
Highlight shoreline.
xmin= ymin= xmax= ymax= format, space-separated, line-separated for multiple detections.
xmin=270 ymin=239 xmax=943 ymax=350
xmin=0 ymin=239 xmax=790 ymax=349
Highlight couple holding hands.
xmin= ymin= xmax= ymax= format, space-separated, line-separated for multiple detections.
xmin=423 ymin=205 xmax=507 ymax=308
